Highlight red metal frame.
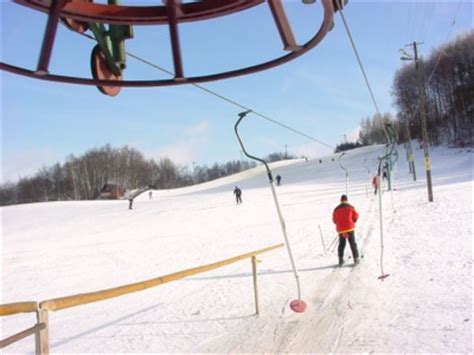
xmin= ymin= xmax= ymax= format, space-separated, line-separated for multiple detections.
xmin=36 ymin=0 xmax=67 ymax=74
xmin=1 ymin=0 xmax=335 ymax=89
xmin=268 ymin=0 xmax=300 ymax=52
xmin=165 ymin=0 xmax=184 ymax=80
xmin=13 ymin=0 xmax=267 ymax=24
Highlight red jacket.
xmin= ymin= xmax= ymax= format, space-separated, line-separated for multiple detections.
xmin=333 ymin=202 xmax=359 ymax=233
xmin=372 ymin=176 xmax=379 ymax=187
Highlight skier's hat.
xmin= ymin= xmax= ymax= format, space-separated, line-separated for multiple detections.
xmin=340 ymin=194 xmax=348 ymax=201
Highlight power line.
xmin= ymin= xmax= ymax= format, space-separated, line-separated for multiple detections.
xmin=79 ymin=33 xmax=335 ymax=150
xmin=402 ymin=1 xmax=463 ymax=120
xmin=404 ymin=2 xmax=415 ymax=44
xmin=414 ymin=2 xmax=425 ymax=41
xmin=426 ymin=1 xmax=463 ymax=83
xmin=420 ymin=2 xmax=435 ymax=42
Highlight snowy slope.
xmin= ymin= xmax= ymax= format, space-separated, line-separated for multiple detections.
xmin=1 ymin=144 xmax=472 ymax=353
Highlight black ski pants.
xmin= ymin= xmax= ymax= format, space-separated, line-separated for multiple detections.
xmin=338 ymin=230 xmax=359 ymax=259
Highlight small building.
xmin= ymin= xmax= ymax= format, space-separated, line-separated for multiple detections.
xmin=99 ymin=183 xmax=126 ymax=199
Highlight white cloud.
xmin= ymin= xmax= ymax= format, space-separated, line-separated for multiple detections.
xmin=291 ymin=143 xmax=332 ymax=159
xmin=256 ymin=137 xmax=281 ymax=153
xmin=144 ymin=120 xmax=211 ymax=165
xmin=183 ymin=120 xmax=210 ymax=137
xmin=155 ymin=143 xmax=196 ymax=165
xmin=1 ymin=150 xmax=63 ymax=183
xmin=346 ymin=126 xmax=361 ymax=143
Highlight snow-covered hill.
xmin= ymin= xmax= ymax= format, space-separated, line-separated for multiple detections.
xmin=1 ymin=144 xmax=472 ymax=353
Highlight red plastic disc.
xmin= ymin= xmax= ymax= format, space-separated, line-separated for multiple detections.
xmin=290 ymin=299 xmax=307 ymax=313
xmin=90 ymin=45 xmax=122 ymax=96
xmin=61 ymin=0 xmax=92 ymax=33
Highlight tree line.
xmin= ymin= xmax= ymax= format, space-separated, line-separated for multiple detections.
xmin=393 ymin=31 xmax=473 ymax=146
xmin=355 ymin=31 xmax=473 ymax=148
xmin=0 ymin=145 xmax=297 ymax=206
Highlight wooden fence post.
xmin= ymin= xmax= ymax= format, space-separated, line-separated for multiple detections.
xmin=35 ymin=310 xmax=49 ymax=355
xmin=251 ymin=256 xmax=259 ymax=316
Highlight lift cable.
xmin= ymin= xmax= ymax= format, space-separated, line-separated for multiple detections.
xmin=125 ymin=52 xmax=335 ymax=149
xmin=335 ymin=1 xmax=391 ymax=144
xmin=78 ymin=31 xmax=335 ymax=150
xmin=335 ymin=0 xmax=393 ymax=281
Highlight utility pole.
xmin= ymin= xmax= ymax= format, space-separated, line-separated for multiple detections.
xmin=411 ymin=41 xmax=433 ymax=202
xmin=284 ymin=144 xmax=288 ymax=159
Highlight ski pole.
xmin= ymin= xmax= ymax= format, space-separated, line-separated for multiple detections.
xmin=328 ymin=235 xmax=338 ymax=250
xmin=318 ymin=224 xmax=327 ymax=254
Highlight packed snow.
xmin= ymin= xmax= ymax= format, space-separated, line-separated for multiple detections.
xmin=1 ymin=144 xmax=472 ymax=353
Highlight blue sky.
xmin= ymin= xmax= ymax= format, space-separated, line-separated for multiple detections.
xmin=1 ymin=1 xmax=472 ymax=182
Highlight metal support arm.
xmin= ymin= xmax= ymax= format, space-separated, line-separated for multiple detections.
xmin=234 ymin=111 xmax=302 ymax=301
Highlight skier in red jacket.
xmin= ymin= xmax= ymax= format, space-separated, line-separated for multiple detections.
xmin=372 ymin=175 xmax=379 ymax=195
xmin=333 ymin=194 xmax=360 ymax=267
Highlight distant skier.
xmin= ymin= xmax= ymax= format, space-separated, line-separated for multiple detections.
xmin=233 ymin=186 xmax=242 ymax=204
xmin=149 ymin=191 xmax=153 ymax=200
xmin=372 ymin=175 xmax=379 ymax=195
xmin=332 ymin=194 xmax=360 ymax=267
xmin=129 ymin=198 xmax=134 ymax=210
xmin=276 ymin=174 xmax=282 ymax=186
xmin=382 ymin=163 xmax=388 ymax=180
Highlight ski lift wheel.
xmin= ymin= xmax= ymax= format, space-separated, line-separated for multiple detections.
xmin=290 ymin=299 xmax=307 ymax=313
xmin=90 ymin=44 xmax=122 ymax=97
xmin=61 ymin=0 xmax=92 ymax=33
